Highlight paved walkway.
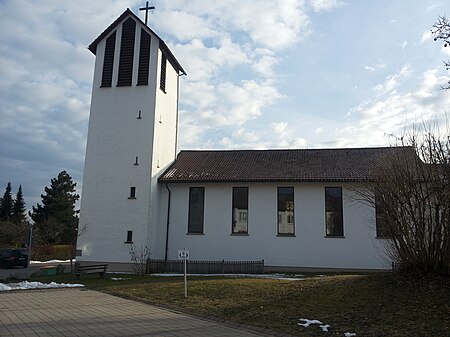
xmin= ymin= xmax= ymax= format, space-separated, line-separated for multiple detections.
xmin=0 ymin=288 xmax=272 ymax=336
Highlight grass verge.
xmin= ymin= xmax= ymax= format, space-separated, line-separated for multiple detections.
xmin=30 ymin=273 xmax=449 ymax=336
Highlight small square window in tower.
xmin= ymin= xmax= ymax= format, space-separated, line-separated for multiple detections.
xmin=117 ymin=18 xmax=136 ymax=87
xmin=160 ymin=52 xmax=167 ymax=92
xmin=137 ymin=29 xmax=151 ymax=85
xmin=101 ymin=31 xmax=116 ymax=87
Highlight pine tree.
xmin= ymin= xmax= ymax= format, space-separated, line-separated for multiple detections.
xmin=30 ymin=171 xmax=80 ymax=244
xmin=0 ymin=182 xmax=14 ymax=221
xmin=12 ymin=185 xmax=27 ymax=225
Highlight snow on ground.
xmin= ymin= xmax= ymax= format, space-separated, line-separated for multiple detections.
xmin=30 ymin=259 xmax=71 ymax=264
xmin=111 ymin=278 xmax=131 ymax=281
xmin=0 ymin=281 xmax=84 ymax=292
xmin=151 ymin=273 xmax=305 ymax=280
xmin=298 ymin=318 xmax=356 ymax=336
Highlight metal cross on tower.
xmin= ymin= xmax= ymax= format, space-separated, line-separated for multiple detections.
xmin=139 ymin=1 xmax=155 ymax=25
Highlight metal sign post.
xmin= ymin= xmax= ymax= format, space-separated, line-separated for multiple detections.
xmin=177 ymin=248 xmax=189 ymax=298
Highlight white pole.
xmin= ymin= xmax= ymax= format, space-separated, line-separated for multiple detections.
xmin=184 ymin=257 xmax=187 ymax=298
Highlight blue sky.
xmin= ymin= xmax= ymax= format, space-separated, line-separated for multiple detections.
xmin=0 ymin=0 xmax=449 ymax=211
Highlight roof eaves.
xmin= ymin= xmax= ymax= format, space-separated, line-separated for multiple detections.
xmin=158 ymin=177 xmax=372 ymax=184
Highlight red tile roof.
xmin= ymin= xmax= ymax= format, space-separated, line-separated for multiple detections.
xmin=158 ymin=147 xmax=417 ymax=183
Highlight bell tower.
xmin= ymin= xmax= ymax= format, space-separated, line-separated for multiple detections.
xmin=77 ymin=8 xmax=186 ymax=264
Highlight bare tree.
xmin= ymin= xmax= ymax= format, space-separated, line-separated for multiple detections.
xmin=356 ymin=128 xmax=449 ymax=276
xmin=129 ymin=245 xmax=151 ymax=275
xmin=432 ymin=16 xmax=450 ymax=89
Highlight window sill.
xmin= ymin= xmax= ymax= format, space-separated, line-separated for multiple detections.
xmin=124 ymin=241 xmax=133 ymax=244
xmin=375 ymin=236 xmax=390 ymax=240
xmin=127 ymin=197 xmax=136 ymax=199
xmin=277 ymin=234 xmax=296 ymax=237
xmin=186 ymin=232 xmax=204 ymax=235
xmin=324 ymin=235 xmax=345 ymax=238
xmin=230 ymin=233 xmax=249 ymax=236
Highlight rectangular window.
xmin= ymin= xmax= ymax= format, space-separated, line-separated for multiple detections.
xmin=325 ymin=187 xmax=343 ymax=237
xmin=126 ymin=230 xmax=133 ymax=243
xmin=129 ymin=187 xmax=136 ymax=199
xmin=232 ymin=187 xmax=248 ymax=234
xmin=278 ymin=187 xmax=295 ymax=235
xmin=101 ymin=31 xmax=116 ymax=87
xmin=375 ymin=192 xmax=390 ymax=238
xmin=188 ymin=187 xmax=204 ymax=234
xmin=137 ymin=29 xmax=151 ymax=85
xmin=117 ymin=18 xmax=136 ymax=86
xmin=160 ymin=53 xmax=167 ymax=92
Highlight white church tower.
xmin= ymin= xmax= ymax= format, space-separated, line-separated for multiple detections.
xmin=77 ymin=8 xmax=185 ymax=265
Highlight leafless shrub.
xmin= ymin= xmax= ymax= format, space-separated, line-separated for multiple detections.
xmin=129 ymin=244 xmax=151 ymax=275
xmin=356 ymin=126 xmax=449 ymax=276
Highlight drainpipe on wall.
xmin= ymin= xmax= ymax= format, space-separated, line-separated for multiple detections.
xmin=165 ymin=183 xmax=172 ymax=263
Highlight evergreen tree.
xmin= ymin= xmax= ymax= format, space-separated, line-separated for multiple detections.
xmin=12 ymin=185 xmax=27 ymax=225
xmin=30 ymin=171 xmax=80 ymax=244
xmin=0 ymin=182 xmax=13 ymax=221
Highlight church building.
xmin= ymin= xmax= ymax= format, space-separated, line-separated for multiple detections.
xmin=77 ymin=8 xmax=413 ymax=271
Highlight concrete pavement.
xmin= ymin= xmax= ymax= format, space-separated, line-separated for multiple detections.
xmin=0 ymin=288 xmax=277 ymax=336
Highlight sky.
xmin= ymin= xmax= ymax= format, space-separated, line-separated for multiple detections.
xmin=0 ymin=0 xmax=449 ymax=211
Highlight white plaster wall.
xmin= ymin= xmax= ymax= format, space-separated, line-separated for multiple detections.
xmin=163 ymin=182 xmax=392 ymax=270
xmin=77 ymin=16 xmax=179 ymax=263
xmin=148 ymin=49 xmax=180 ymax=258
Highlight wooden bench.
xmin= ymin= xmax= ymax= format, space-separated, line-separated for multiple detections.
xmin=74 ymin=263 xmax=108 ymax=278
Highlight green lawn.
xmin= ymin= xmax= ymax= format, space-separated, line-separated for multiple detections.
xmin=31 ymin=273 xmax=449 ymax=336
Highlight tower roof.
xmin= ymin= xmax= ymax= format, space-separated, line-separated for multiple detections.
xmin=88 ymin=8 xmax=186 ymax=75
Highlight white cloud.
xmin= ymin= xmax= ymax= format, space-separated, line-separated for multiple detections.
xmin=309 ymin=0 xmax=345 ymax=12
xmin=335 ymin=67 xmax=450 ymax=148
xmin=364 ymin=62 xmax=386 ymax=72
xmin=421 ymin=31 xmax=433 ymax=43
xmin=374 ymin=64 xmax=411 ymax=95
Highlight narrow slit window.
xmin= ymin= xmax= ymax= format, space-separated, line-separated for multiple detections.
xmin=125 ymin=230 xmax=133 ymax=243
xmin=137 ymin=110 xmax=142 ymax=119
xmin=129 ymin=187 xmax=136 ymax=199
xmin=134 ymin=156 xmax=139 ymax=165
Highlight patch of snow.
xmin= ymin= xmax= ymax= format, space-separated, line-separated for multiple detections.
xmin=320 ymin=324 xmax=331 ymax=332
xmin=111 ymin=277 xmax=131 ymax=281
xmin=0 ymin=281 xmax=84 ymax=292
xmin=298 ymin=318 xmax=323 ymax=327
xmin=344 ymin=333 xmax=356 ymax=337
xmin=30 ymin=259 xmax=71 ymax=264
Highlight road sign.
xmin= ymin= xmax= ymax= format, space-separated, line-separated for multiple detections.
xmin=178 ymin=248 xmax=189 ymax=260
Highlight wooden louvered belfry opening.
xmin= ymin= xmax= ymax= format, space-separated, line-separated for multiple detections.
xmin=101 ymin=31 xmax=116 ymax=87
xmin=117 ymin=17 xmax=136 ymax=86
xmin=160 ymin=53 xmax=167 ymax=92
xmin=137 ymin=28 xmax=151 ymax=85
